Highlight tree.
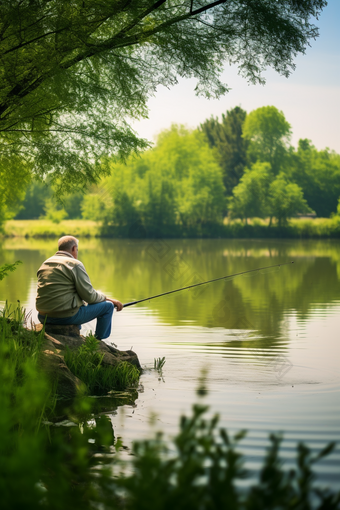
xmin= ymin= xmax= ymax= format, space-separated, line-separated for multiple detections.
xmin=200 ymin=106 xmax=248 ymax=195
xmin=268 ymin=174 xmax=312 ymax=226
xmin=0 ymin=1 xmax=327 ymax=193
xmin=228 ymin=161 xmax=311 ymax=225
xmin=243 ymin=106 xmax=292 ymax=174
xmin=14 ymin=180 xmax=83 ymax=219
xmin=81 ymin=194 xmax=109 ymax=222
xmin=288 ymin=140 xmax=340 ymax=217
xmin=103 ymin=126 xmax=225 ymax=231
xmin=228 ymin=162 xmax=271 ymax=223
xmin=43 ymin=198 xmax=68 ymax=224
xmin=0 ymin=156 xmax=31 ymax=227
xmin=14 ymin=181 xmax=50 ymax=220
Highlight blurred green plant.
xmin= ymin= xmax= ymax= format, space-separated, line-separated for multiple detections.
xmin=0 ymin=261 xmax=22 ymax=281
xmin=114 ymin=401 xmax=339 ymax=510
xmin=64 ymin=335 xmax=140 ymax=394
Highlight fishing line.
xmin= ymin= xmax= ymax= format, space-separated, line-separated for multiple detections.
xmin=122 ymin=261 xmax=294 ymax=308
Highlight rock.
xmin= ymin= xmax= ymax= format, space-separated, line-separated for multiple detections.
xmin=34 ymin=322 xmax=142 ymax=399
xmin=38 ymin=350 xmax=86 ymax=399
xmin=36 ymin=323 xmax=142 ymax=369
xmin=45 ymin=323 xmax=81 ymax=338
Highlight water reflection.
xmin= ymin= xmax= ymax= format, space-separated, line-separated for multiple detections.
xmin=1 ymin=239 xmax=340 ymax=341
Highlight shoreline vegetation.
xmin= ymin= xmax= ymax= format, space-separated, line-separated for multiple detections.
xmin=3 ymin=217 xmax=340 ymax=239
xmin=1 ymin=305 xmax=339 ymax=509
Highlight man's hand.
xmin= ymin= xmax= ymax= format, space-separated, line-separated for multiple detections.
xmin=106 ymin=298 xmax=123 ymax=311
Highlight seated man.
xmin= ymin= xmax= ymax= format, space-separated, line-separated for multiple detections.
xmin=36 ymin=235 xmax=123 ymax=340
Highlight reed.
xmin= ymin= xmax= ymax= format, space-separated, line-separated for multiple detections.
xmin=154 ymin=356 xmax=166 ymax=372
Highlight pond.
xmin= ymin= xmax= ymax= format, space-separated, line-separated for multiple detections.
xmin=1 ymin=237 xmax=339 ymax=488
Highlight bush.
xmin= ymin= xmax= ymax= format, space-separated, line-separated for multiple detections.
xmin=113 ymin=400 xmax=340 ymax=510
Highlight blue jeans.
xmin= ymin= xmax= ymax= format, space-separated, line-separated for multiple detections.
xmin=38 ymin=301 xmax=114 ymax=340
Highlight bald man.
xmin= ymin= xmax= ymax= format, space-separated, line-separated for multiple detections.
xmin=36 ymin=235 xmax=123 ymax=340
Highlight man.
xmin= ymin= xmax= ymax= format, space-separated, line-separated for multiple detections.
xmin=36 ymin=235 xmax=123 ymax=340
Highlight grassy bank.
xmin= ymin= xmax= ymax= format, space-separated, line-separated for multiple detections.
xmin=3 ymin=217 xmax=340 ymax=239
xmin=4 ymin=219 xmax=100 ymax=238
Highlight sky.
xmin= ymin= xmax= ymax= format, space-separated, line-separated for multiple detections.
xmin=133 ymin=0 xmax=340 ymax=152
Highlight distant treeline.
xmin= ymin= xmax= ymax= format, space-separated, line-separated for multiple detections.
xmin=12 ymin=106 xmax=340 ymax=234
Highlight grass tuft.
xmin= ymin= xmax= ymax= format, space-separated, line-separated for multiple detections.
xmin=64 ymin=335 xmax=140 ymax=394
xmin=154 ymin=356 xmax=166 ymax=372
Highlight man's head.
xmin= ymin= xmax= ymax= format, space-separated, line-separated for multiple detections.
xmin=58 ymin=236 xmax=79 ymax=259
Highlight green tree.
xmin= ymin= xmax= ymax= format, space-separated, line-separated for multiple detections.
xmin=103 ymin=126 xmax=225 ymax=231
xmin=15 ymin=181 xmax=83 ymax=219
xmin=268 ymin=174 xmax=312 ymax=226
xmin=0 ymin=157 xmax=31 ymax=227
xmin=14 ymin=181 xmax=51 ymax=220
xmin=200 ymin=106 xmax=248 ymax=195
xmin=243 ymin=106 xmax=292 ymax=174
xmin=0 ymin=1 xmax=327 ymax=193
xmin=82 ymin=194 xmax=109 ymax=222
xmin=228 ymin=161 xmax=310 ymax=225
xmin=288 ymin=140 xmax=340 ymax=217
xmin=43 ymin=198 xmax=68 ymax=224
xmin=228 ymin=162 xmax=271 ymax=223
xmin=63 ymin=192 xmax=84 ymax=219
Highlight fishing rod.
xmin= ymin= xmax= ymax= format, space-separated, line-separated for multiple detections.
xmin=122 ymin=261 xmax=294 ymax=308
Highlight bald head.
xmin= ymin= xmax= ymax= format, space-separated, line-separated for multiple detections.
xmin=58 ymin=235 xmax=79 ymax=253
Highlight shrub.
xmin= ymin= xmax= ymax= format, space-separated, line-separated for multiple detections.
xmin=113 ymin=402 xmax=340 ymax=510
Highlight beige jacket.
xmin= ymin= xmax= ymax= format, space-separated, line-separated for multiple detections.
xmin=36 ymin=251 xmax=106 ymax=318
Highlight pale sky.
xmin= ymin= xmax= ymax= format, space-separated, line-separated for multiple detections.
xmin=133 ymin=0 xmax=340 ymax=153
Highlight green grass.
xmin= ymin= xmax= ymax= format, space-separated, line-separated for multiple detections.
xmin=220 ymin=217 xmax=340 ymax=239
xmin=64 ymin=334 xmax=140 ymax=394
xmin=4 ymin=219 xmax=100 ymax=238
xmin=0 ymin=302 xmax=56 ymax=434
xmin=3 ymin=217 xmax=340 ymax=239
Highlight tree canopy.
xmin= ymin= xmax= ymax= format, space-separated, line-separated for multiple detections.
xmin=228 ymin=161 xmax=311 ymax=224
xmin=243 ymin=106 xmax=292 ymax=174
xmin=200 ymin=106 xmax=248 ymax=195
xmin=288 ymin=140 xmax=340 ymax=217
xmin=89 ymin=125 xmax=225 ymax=232
xmin=0 ymin=0 xmax=327 ymax=193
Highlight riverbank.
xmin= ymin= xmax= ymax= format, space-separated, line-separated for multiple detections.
xmin=3 ymin=217 xmax=340 ymax=239
xmin=3 ymin=219 xmax=100 ymax=238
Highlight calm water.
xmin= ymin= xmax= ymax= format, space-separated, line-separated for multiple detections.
xmin=1 ymin=238 xmax=339 ymax=487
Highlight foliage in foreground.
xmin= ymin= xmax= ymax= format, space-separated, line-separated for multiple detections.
xmin=0 ymin=304 xmax=339 ymax=509
xmin=115 ymin=404 xmax=340 ymax=510
xmin=0 ymin=261 xmax=22 ymax=281
xmin=64 ymin=335 xmax=140 ymax=394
